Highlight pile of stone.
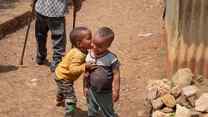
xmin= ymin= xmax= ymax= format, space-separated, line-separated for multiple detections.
xmin=145 ymin=68 xmax=208 ymax=117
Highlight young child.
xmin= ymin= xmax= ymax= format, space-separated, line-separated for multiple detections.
xmin=54 ymin=27 xmax=92 ymax=117
xmin=84 ymin=27 xmax=121 ymax=117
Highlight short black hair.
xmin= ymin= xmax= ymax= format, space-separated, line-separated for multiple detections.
xmin=70 ymin=27 xmax=91 ymax=47
xmin=96 ymin=27 xmax=115 ymax=47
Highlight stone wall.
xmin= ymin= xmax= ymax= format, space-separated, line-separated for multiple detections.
xmin=145 ymin=68 xmax=208 ymax=117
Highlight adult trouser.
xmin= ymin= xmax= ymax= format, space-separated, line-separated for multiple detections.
xmin=35 ymin=13 xmax=66 ymax=69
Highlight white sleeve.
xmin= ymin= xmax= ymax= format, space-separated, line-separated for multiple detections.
xmin=85 ymin=53 xmax=91 ymax=63
xmin=85 ymin=53 xmax=96 ymax=64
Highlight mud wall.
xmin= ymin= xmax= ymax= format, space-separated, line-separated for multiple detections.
xmin=165 ymin=0 xmax=208 ymax=77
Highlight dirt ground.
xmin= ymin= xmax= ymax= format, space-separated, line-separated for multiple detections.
xmin=0 ymin=0 xmax=166 ymax=117
xmin=0 ymin=0 xmax=30 ymax=24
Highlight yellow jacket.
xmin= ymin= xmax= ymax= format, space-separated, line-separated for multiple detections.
xmin=55 ymin=48 xmax=86 ymax=81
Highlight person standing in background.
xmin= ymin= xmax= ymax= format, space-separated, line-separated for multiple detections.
xmin=32 ymin=0 xmax=79 ymax=72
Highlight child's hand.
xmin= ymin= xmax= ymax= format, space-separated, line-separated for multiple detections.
xmin=83 ymin=87 xmax=89 ymax=97
xmin=113 ymin=91 xmax=120 ymax=102
xmin=85 ymin=63 xmax=97 ymax=71
xmin=84 ymin=72 xmax=89 ymax=78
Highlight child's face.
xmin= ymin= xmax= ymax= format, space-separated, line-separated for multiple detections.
xmin=79 ymin=32 xmax=92 ymax=50
xmin=91 ymin=35 xmax=109 ymax=55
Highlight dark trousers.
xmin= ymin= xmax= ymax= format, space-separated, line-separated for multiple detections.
xmin=87 ymin=88 xmax=116 ymax=117
xmin=35 ymin=13 xmax=66 ymax=67
xmin=55 ymin=78 xmax=77 ymax=117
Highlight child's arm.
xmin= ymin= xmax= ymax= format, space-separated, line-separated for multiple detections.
xmin=83 ymin=63 xmax=97 ymax=97
xmin=112 ymin=65 xmax=120 ymax=102
xmin=68 ymin=54 xmax=97 ymax=79
xmin=68 ymin=55 xmax=86 ymax=76
xmin=83 ymin=72 xmax=90 ymax=97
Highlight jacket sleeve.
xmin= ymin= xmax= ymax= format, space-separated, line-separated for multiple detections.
xmin=68 ymin=54 xmax=85 ymax=76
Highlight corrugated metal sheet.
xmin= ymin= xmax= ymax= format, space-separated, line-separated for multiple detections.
xmin=165 ymin=0 xmax=208 ymax=77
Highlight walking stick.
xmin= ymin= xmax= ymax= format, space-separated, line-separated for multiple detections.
xmin=19 ymin=18 xmax=32 ymax=65
xmin=72 ymin=4 xmax=77 ymax=29
xmin=19 ymin=1 xmax=36 ymax=65
xmin=71 ymin=1 xmax=77 ymax=48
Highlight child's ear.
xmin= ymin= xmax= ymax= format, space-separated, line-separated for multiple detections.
xmin=76 ymin=41 xmax=81 ymax=48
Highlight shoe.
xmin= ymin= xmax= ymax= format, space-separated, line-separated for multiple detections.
xmin=50 ymin=61 xmax=59 ymax=72
xmin=65 ymin=104 xmax=76 ymax=117
xmin=67 ymin=104 xmax=76 ymax=112
xmin=50 ymin=64 xmax=56 ymax=72
xmin=36 ymin=57 xmax=46 ymax=65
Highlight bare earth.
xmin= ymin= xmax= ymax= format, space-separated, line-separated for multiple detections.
xmin=0 ymin=0 xmax=166 ymax=117
xmin=0 ymin=0 xmax=30 ymax=24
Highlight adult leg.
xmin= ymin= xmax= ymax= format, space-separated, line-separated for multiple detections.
xmin=48 ymin=17 xmax=66 ymax=72
xmin=35 ymin=13 xmax=49 ymax=65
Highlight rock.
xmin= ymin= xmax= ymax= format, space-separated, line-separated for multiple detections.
xmin=147 ymin=79 xmax=171 ymax=97
xmin=147 ymin=87 xmax=158 ymax=101
xmin=161 ymin=107 xmax=174 ymax=113
xmin=144 ymin=98 xmax=153 ymax=116
xmin=162 ymin=79 xmax=172 ymax=87
xmin=152 ymin=111 xmax=169 ymax=117
xmin=195 ymin=93 xmax=208 ymax=112
xmin=176 ymin=95 xmax=191 ymax=108
xmin=31 ymin=78 xmax=38 ymax=82
xmin=138 ymin=32 xmax=153 ymax=37
xmin=152 ymin=98 xmax=164 ymax=110
xmin=171 ymin=86 xmax=182 ymax=98
xmin=158 ymin=80 xmax=172 ymax=96
xmin=158 ymin=87 xmax=171 ymax=97
xmin=172 ymin=68 xmax=193 ymax=88
xmin=161 ymin=94 xmax=176 ymax=108
xmin=190 ymin=111 xmax=202 ymax=117
xmin=195 ymin=75 xmax=204 ymax=83
xmin=187 ymin=95 xmax=197 ymax=107
xmin=175 ymin=104 xmax=191 ymax=117
xmin=182 ymin=85 xmax=198 ymax=97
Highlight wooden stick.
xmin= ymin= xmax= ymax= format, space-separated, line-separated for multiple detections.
xmin=19 ymin=18 xmax=31 ymax=65
xmin=72 ymin=5 xmax=77 ymax=29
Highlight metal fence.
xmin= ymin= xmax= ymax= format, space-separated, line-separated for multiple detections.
xmin=165 ymin=0 xmax=208 ymax=77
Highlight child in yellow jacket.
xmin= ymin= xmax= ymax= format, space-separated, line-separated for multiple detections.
xmin=54 ymin=27 xmax=92 ymax=117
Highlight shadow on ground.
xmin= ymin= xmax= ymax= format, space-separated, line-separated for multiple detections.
xmin=75 ymin=108 xmax=104 ymax=117
xmin=0 ymin=64 xmax=18 ymax=73
xmin=0 ymin=0 xmax=17 ymax=10
xmin=75 ymin=108 xmax=88 ymax=117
